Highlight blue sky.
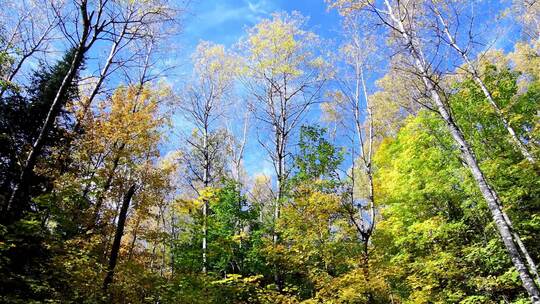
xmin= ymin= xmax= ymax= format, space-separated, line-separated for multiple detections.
xmin=1 ymin=0 xmax=522 ymax=180
xmin=180 ymin=0 xmax=341 ymax=49
xmin=168 ymin=0 xmax=343 ymax=177
xmin=165 ymin=0 xmax=520 ymax=178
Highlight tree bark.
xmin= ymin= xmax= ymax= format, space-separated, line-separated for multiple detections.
xmin=434 ymin=11 xmax=536 ymax=164
xmin=103 ymin=184 xmax=136 ymax=292
xmin=7 ymin=1 xmax=91 ymax=217
xmin=381 ymin=1 xmax=540 ymax=301
xmin=202 ymin=126 xmax=210 ymax=274
xmin=502 ymin=208 xmax=540 ymax=283
xmin=273 ymin=127 xmax=286 ymax=291
xmin=202 ymin=199 xmax=208 ymax=274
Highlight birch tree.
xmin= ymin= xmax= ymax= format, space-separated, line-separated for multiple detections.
xmin=240 ymin=12 xmax=331 ymax=289
xmin=225 ymin=106 xmax=250 ymax=186
xmin=179 ymin=41 xmax=237 ymax=273
xmin=428 ymin=1 xmax=540 ymax=283
xmin=427 ymin=1 xmax=537 ymax=164
xmin=328 ymin=0 xmax=540 ymax=301
xmin=322 ymin=15 xmax=384 ymax=297
xmin=242 ymin=11 xmax=330 ymax=241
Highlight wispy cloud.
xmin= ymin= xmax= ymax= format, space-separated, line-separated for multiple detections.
xmin=246 ymin=0 xmax=271 ymax=15
xmin=183 ymin=0 xmax=276 ymax=46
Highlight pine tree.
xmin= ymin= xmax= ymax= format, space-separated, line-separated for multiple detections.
xmin=0 ymin=49 xmax=82 ymax=302
xmin=0 ymin=48 xmax=81 ymax=220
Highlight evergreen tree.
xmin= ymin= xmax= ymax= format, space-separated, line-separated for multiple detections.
xmin=0 ymin=49 xmax=82 ymax=303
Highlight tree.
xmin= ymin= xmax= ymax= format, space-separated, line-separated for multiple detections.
xmin=241 ymin=14 xmax=331 ymax=280
xmin=0 ymin=50 xmax=83 ymax=302
xmin=74 ymin=0 xmax=177 ymax=129
xmin=373 ymin=106 xmax=540 ymax=302
xmin=7 ymin=0 xmax=104 ymax=217
xmin=428 ymin=2 xmax=536 ymax=164
xmin=240 ymin=12 xmax=332 ymax=289
xmin=1 ymin=50 xmax=78 ymax=218
xmin=8 ymin=0 xmax=178 ymax=219
xmin=328 ymin=0 xmax=540 ymax=301
xmin=323 ymin=16 xmax=384 ymax=293
xmin=71 ymin=83 xmax=171 ymax=300
xmin=77 ymin=84 xmax=168 ymax=230
xmin=102 ymin=184 xmax=137 ymax=293
xmin=179 ymin=41 xmax=238 ymax=273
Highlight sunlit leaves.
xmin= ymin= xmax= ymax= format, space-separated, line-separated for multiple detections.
xmin=243 ymin=12 xmax=330 ymax=80
xmin=192 ymin=41 xmax=239 ymax=99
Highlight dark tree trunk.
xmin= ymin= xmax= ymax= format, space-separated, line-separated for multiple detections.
xmin=102 ymin=184 xmax=136 ymax=292
xmin=7 ymin=1 xmax=92 ymax=218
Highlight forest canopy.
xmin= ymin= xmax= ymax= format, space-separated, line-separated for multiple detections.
xmin=0 ymin=0 xmax=539 ymax=303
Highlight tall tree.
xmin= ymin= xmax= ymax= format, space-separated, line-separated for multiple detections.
xmin=373 ymin=110 xmax=539 ymax=303
xmin=179 ymin=41 xmax=238 ymax=273
xmin=0 ymin=49 xmax=81 ymax=218
xmin=323 ymin=15 xmax=382 ymax=291
xmin=427 ymin=2 xmax=536 ymax=164
xmin=7 ymin=0 xmax=104 ymax=216
xmin=241 ymin=12 xmax=331 ymax=288
xmin=241 ymin=11 xmax=330 ymax=246
xmin=328 ymin=0 xmax=540 ymax=301
xmin=0 ymin=50 xmax=82 ymax=301
xmin=7 ymin=0 xmax=178 ymax=218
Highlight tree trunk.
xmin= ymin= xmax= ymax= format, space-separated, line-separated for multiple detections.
xmin=362 ymin=243 xmax=373 ymax=302
xmin=89 ymin=143 xmax=125 ymax=230
xmin=7 ymin=1 xmax=91 ymax=217
xmin=202 ymin=127 xmax=210 ymax=274
xmin=103 ymin=184 xmax=136 ymax=292
xmin=430 ymin=60 xmax=540 ymax=304
xmin=127 ymin=216 xmax=141 ymax=261
xmin=273 ymin=130 xmax=285 ymax=291
xmin=502 ymin=208 xmax=540 ymax=283
xmin=471 ymin=68 xmax=535 ymax=164
xmin=435 ymin=12 xmax=536 ymax=164
xmin=382 ymin=1 xmax=540 ymax=301
xmin=202 ymin=199 xmax=208 ymax=274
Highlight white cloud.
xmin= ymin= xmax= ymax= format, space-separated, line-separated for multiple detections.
xmin=246 ymin=0 xmax=270 ymax=15
xmin=186 ymin=0 xmax=274 ymax=34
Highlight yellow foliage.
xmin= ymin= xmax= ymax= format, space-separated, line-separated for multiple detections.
xmin=79 ymin=84 xmax=168 ymax=164
xmin=192 ymin=41 xmax=238 ymax=91
xmin=510 ymin=41 xmax=540 ymax=80
xmin=244 ymin=12 xmax=326 ymax=79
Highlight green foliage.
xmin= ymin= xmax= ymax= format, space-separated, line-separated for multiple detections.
xmin=372 ymin=103 xmax=538 ymax=303
xmin=293 ymin=125 xmax=344 ymax=183
xmin=0 ymin=8 xmax=539 ymax=304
